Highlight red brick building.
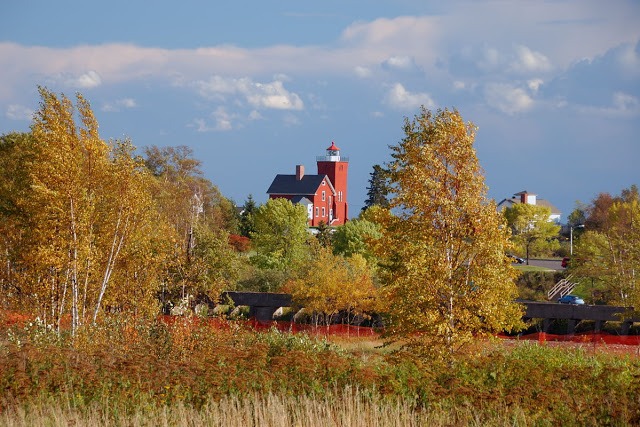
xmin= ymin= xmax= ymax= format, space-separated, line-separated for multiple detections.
xmin=266 ymin=142 xmax=349 ymax=227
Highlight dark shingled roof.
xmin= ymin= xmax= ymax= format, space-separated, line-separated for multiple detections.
xmin=266 ymin=174 xmax=331 ymax=196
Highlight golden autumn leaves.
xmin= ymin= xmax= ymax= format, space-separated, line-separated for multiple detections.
xmin=2 ymin=89 xmax=524 ymax=361
xmin=379 ymin=107 xmax=524 ymax=359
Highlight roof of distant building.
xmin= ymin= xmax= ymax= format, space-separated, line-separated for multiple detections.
xmin=266 ymin=174 xmax=336 ymax=196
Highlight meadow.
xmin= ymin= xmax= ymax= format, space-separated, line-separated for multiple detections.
xmin=0 ymin=313 xmax=639 ymax=426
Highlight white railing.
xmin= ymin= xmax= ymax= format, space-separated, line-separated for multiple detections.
xmin=548 ymin=274 xmax=577 ymax=301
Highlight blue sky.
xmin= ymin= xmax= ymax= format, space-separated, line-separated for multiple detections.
xmin=1 ymin=1 xmax=638 ymax=220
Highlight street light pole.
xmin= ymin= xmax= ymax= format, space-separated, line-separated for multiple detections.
xmin=570 ymin=224 xmax=585 ymax=256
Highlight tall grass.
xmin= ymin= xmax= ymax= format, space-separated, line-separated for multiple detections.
xmin=1 ymin=314 xmax=639 ymax=425
xmin=0 ymin=388 xmax=529 ymax=427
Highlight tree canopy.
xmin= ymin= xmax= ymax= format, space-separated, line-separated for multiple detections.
xmin=362 ymin=164 xmax=390 ymax=211
xmin=250 ymin=198 xmax=311 ymax=271
xmin=571 ymin=185 xmax=640 ymax=307
xmin=503 ymin=203 xmax=561 ymax=263
xmin=378 ymin=107 xmax=523 ymax=361
xmin=0 ymin=88 xmax=239 ymax=330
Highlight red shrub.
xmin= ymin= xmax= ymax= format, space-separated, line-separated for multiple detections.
xmin=228 ymin=234 xmax=251 ymax=252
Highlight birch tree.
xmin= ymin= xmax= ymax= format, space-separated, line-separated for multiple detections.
xmin=379 ymin=107 xmax=523 ymax=361
xmin=24 ymin=88 xmax=165 ymax=331
xmin=285 ymin=245 xmax=379 ymax=327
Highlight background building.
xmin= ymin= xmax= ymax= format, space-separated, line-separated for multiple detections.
xmin=267 ymin=142 xmax=349 ymax=226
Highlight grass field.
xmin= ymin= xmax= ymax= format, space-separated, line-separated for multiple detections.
xmin=1 ymin=314 xmax=639 ymax=426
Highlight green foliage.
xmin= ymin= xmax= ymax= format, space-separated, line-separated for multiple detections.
xmin=332 ymin=218 xmax=382 ymax=262
xmin=504 ymin=203 xmax=561 ymax=261
xmin=236 ymin=265 xmax=290 ymax=293
xmin=314 ymin=221 xmax=333 ymax=247
xmin=250 ymin=198 xmax=311 ymax=271
xmin=572 ymin=185 xmax=640 ymax=307
xmin=515 ymin=271 xmax=564 ymax=301
xmin=362 ymin=164 xmax=390 ymax=211
xmin=238 ymin=194 xmax=257 ymax=238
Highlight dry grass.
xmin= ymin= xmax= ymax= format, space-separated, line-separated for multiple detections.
xmin=0 ymin=388 xmax=528 ymax=427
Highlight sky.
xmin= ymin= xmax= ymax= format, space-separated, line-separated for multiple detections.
xmin=1 ymin=0 xmax=639 ymax=221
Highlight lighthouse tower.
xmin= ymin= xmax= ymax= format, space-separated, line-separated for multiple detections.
xmin=316 ymin=142 xmax=349 ymax=225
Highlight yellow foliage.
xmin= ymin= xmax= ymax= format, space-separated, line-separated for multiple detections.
xmin=285 ymin=246 xmax=380 ymax=326
xmin=378 ymin=107 xmax=524 ymax=361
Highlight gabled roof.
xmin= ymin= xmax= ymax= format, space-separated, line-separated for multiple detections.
xmin=266 ymin=174 xmax=336 ymax=196
xmin=291 ymin=196 xmax=313 ymax=205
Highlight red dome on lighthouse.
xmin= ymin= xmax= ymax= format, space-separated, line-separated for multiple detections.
xmin=326 ymin=141 xmax=340 ymax=151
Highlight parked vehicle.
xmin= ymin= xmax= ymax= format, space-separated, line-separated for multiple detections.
xmin=561 ymin=257 xmax=570 ymax=268
xmin=508 ymin=254 xmax=525 ymax=264
xmin=558 ymin=295 xmax=584 ymax=305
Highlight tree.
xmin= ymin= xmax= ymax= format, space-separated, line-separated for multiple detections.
xmin=572 ymin=186 xmax=640 ymax=307
xmin=314 ymin=221 xmax=333 ymax=247
xmin=332 ymin=218 xmax=381 ymax=262
xmin=239 ymin=194 xmax=257 ymax=238
xmin=143 ymin=145 xmax=240 ymax=311
xmin=378 ymin=107 xmax=523 ymax=361
xmin=504 ymin=203 xmax=561 ymax=263
xmin=7 ymin=88 xmax=166 ymax=333
xmin=285 ymin=245 xmax=379 ymax=327
xmin=362 ymin=164 xmax=390 ymax=211
xmin=250 ymin=198 xmax=311 ymax=271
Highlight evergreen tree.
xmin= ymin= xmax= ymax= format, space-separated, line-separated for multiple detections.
xmin=239 ymin=194 xmax=257 ymax=238
xmin=362 ymin=164 xmax=390 ymax=211
xmin=315 ymin=221 xmax=333 ymax=247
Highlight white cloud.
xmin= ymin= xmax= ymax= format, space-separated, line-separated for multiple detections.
xmin=250 ymin=81 xmax=304 ymax=110
xmin=6 ymin=104 xmax=33 ymax=120
xmin=478 ymin=46 xmax=502 ymax=71
xmin=510 ymin=45 xmax=553 ymax=74
xmin=194 ymin=76 xmax=303 ymax=111
xmin=248 ymin=110 xmax=263 ymax=120
xmin=354 ymin=66 xmax=372 ymax=78
xmin=68 ymin=70 xmax=102 ymax=89
xmin=527 ymin=79 xmax=544 ymax=93
xmin=212 ymin=107 xmax=234 ymax=130
xmin=191 ymin=118 xmax=212 ymax=132
xmin=381 ymin=55 xmax=419 ymax=72
xmin=484 ymin=83 xmax=534 ymax=114
xmin=385 ymin=83 xmax=435 ymax=110
xmin=616 ymin=42 xmax=640 ymax=77
xmin=612 ymin=91 xmax=639 ymax=112
xmin=282 ymin=113 xmax=301 ymax=127
xmin=453 ymin=80 xmax=466 ymax=90
xmin=102 ymin=98 xmax=137 ymax=112
xmin=578 ymin=91 xmax=640 ymax=117
xmin=190 ymin=107 xmax=236 ymax=132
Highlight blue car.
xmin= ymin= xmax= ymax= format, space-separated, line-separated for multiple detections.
xmin=558 ymin=295 xmax=585 ymax=305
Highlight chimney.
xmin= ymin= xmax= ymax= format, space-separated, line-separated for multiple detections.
xmin=296 ymin=164 xmax=304 ymax=181
xmin=519 ymin=191 xmax=537 ymax=205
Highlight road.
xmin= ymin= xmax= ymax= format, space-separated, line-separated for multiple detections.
xmin=520 ymin=258 xmax=564 ymax=271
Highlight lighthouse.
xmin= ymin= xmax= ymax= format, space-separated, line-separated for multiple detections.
xmin=316 ymin=142 xmax=349 ymax=225
xmin=266 ymin=142 xmax=349 ymax=226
